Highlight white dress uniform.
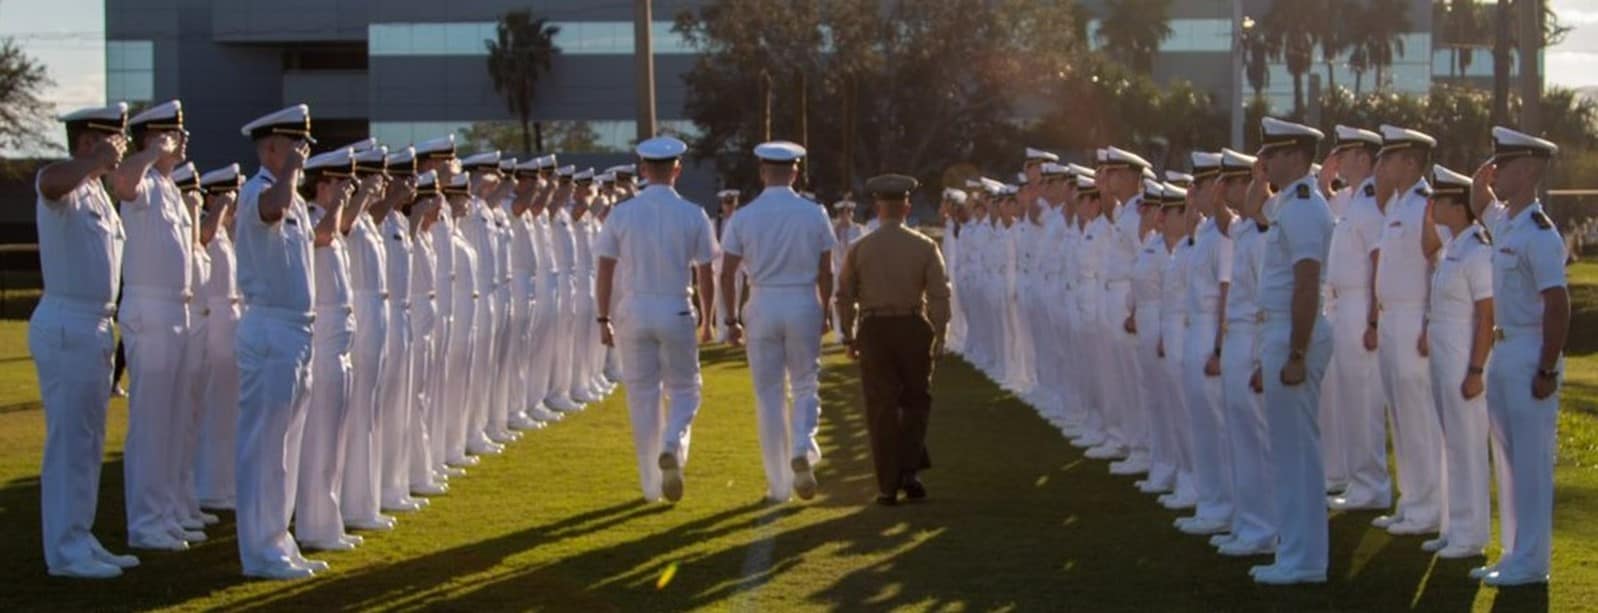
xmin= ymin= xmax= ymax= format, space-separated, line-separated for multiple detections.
xmin=427 ymin=206 xmax=460 ymax=466
xmin=488 ymin=198 xmax=520 ymax=438
xmin=528 ymin=183 xmax=564 ymax=420
xmin=119 ymin=163 xmax=195 ymax=547
xmin=720 ymin=179 xmax=837 ymax=502
xmin=1158 ymin=229 xmax=1199 ymax=509
xmin=406 ymin=172 xmax=446 ymax=492
xmin=1257 ymin=167 xmax=1336 ymax=584
xmin=461 ymin=193 xmax=502 ymax=448
xmin=1220 ymin=214 xmax=1275 ymax=553
xmin=446 ymin=196 xmax=483 ymax=463
xmin=1376 ymin=176 xmax=1446 ymax=532
xmin=1483 ymin=145 xmax=1565 ymax=584
xmin=1426 ymin=207 xmax=1494 ymax=557
xmin=1056 ymin=208 xmax=1088 ymax=430
xmin=297 ymin=201 xmax=357 ymax=547
xmin=1323 ymin=176 xmax=1392 ymax=509
xmin=175 ymin=172 xmax=211 ymax=530
xmin=940 ymin=206 xmax=966 ymax=352
xmin=1039 ymin=201 xmax=1076 ymax=426
xmin=31 ymin=109 xmax=128 ymax=575
xmin=506 ymin=186 xmax=542 ymax=430
xmin=379 ymin=210 xmax=422 ymax=509
xmin=594 ymin=146 xmax=717 ymax=501
xmin=1129 ymin=227 xmax=1168 ymax=482
xmin=545 ymin=197 xmax=581 ymax=411
xmin=1183 ymin=211 xmax=1236 ymax=532
xmin=197 ymin=212 xmax=241 ymax=511
xmin=1073 ymin=214 xmax=1112 ymax=448
xmin=233 ymin=105 xmax=321 ymax=578
xmin=569 ymin=199 xmax=602 ymax=402
xmin=342 ymin=210 xmax=390 ymax=525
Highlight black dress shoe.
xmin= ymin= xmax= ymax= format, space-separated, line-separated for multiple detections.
xmin=902 ymin=478 xmax=927 ymax=501
xmin=875 ymin=493 xmax=898 ymax=506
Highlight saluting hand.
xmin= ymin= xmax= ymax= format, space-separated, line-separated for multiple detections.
xmin=91 ymin=138 xmax=122 ymax=171
xmin=281 ymin=142 xmax=310 ymax=177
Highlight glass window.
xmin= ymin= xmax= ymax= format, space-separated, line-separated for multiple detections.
xmin=369 ymin=21 xmax=697 ymax=56
xmin=106 ymin=40 xmax=154 ymax=103
xmin=1164 ymin=19 xmax=1231 ymax=53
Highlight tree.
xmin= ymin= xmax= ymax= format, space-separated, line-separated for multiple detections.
xmin=675 ymin=0 xmax=1084 ymax=196
xmin=1261 ymin=0 xmax=1319 ymax=116
xmin=1437 ymin=0 xmax=1487 ymax=79
xmin=0 ymin=38 xmax=58 ymax=157
xmin=1095 ymin=0 xmax=1173 ymax=75
xmin=485 ymin=11 xmax=560 ymax=155
xmin=1241 ymin=17 xmax=1274 ymax=101
xmin=1357 ymin=0 xmax=1412 ymax=92
xmin=1317 ymin=2 xmax=1351 ymax=92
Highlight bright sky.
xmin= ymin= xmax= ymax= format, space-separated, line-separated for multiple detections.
xmin=1 ymin=0 xmax=1595 ymax=156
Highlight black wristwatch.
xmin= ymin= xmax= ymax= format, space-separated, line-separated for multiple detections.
xmin=596 ymin=316 xmax=611 ymax=324
xmin=1289 ymin=348 xmax=1306 ymax=361
xmin=724 ymin=318 xmax=741 ymax=327
xmin=1212 ymin=346 xmax=1222 ymax=358
xmin=1367 ymin=320 xmax=1378 ymax=330
xmin=1467 ymin=365 xmax=1485 ymax=375
xmin=1537 ymin=368 xmax=1559 ymax=380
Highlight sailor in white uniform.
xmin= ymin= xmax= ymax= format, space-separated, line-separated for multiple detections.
xmin=1417 ymin=164 xmax=1495 ymax=559
xmin=444 ymin=172 xmax=486 ymax=463
xmin=544 ymin=166 xmax=583 ymax=413
xmin=1322 ymin=125 xmax=1394 ymax=512
xmin=1179 ymin=159 xmax=1237 ymax=536
xmin=1087 ymin=147 xmax=1152 ymax=460
xmin=169 ymin=163 xmax=217 ymax=535
xmin=720 ymin=141 xmax=837 ymax=502
xmin=412 ymin=137 xmax=471 ymax=473
xmin=394 ymin=155 xmax=451 ymax=496
xmin=340 ymin=139 xmax=394 ymax=531
xmin=1370 ymin=124 xmax=1447 ymax=536
xmin=234 ymin=104 xmax=324 ymax=579
xmin=1250 ymin=117 xmax=1335 ymax=585
xmin=594 ymin=136 xmax=718 ymax=503
xmin=112 ymin=100 xmax=201 ymax=550
xmin=460 ymin=151 xmax=509 ymax=452
xmin=505 ymin=158 xmax=546 ymax=430
xmin=568 ymin=168 xmax=604 ymax=404
xmin=1114 ymin=176 xmax=1171 ymax=478
xmin=939 ymin=189 xmax=968 ymax=353
xmin=1475 ymin=127 xmax=1567 ymax=587
xmin=295 ymin=148 xmax=363 ymax=551
xmin=195 ymin=164 xmax=244 ymax=512
xmin=711 ymin=188 xmax=744 ymax=343
xmin=833 ymin=197 xmax=868 ymax=344
xmin=32 ymin=103 xmax=140 ymax=578
xmin=524 ymin=155 xmax=567 ymax=424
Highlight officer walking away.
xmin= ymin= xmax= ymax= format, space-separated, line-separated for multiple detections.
xmin=836 ymin=174 xmax=952 ymax=506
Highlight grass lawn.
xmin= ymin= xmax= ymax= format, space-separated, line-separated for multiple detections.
xmin=1 ymin=265 xmax=1596 ymax=611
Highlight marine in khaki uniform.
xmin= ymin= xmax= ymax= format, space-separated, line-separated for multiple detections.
xmin=835 ymin=174 xmax=951 ymax=506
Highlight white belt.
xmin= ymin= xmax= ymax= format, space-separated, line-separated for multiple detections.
xmin=40 ymin=294 xmax=116 ymax=318
xmin=124 ymin=285 xmax=192 ymax=305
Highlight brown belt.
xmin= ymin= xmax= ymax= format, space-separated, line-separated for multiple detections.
xmin=861 ymin=306 xmax=922 ymax=318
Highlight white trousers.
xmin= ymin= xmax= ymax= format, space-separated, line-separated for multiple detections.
xmin=1486 ymin=330 xmax=1558 ymax=579
xmin=617 ymin=295 xmax=702 ymax=501
xmin=1261 ymin=313 xmax=1333 ymax=575
xmin=1099 ymin=282 xmax=1138 ymax=448
xmin=1325 ymin=291 xmax=1391 ymax=505
xmin=1044 ymin=283 xmax=1078 ymax=421
xmin=444 ymin=292 xmax=477 ymax=462
xmin=1183 ymin=315 xmax=1233 ymax=522
xmin=1073 ymin=285 xmax=1106 ymax=435
xmin=341 ymin=295 xmax=388 ymax=523
xmin=197 ymin=300 xmax=241 ymax=509
xmin=409 ymin=296 xmax=441 ymax=488
xmin=467 ymin=288 xmax=498 ymax=446
xmin=30 ymin=298 xmax=115 ymax=571
xmin=744 ymin=287 xmax=825 ymax=500
xmin=570 ymin=272 xmax=598 ymax=398
xmin=379 ymin=302 xmax=414 ymax=505
xmin=1428 ymin=318 xmax=1490 ymax=550
xmin=119 ymin=295 xmax=190 ymax=543
xmin=175 ymin=306 xmax=209 ymax=525
xmin=547 ymin=272 xmax=577 ymax=406
xmin=234 ymin=311 xmax=311 ymax=574
xmin=488 ymin=285 xmax=513 ymax=433
xmin=1379 ymin=305 xmax=1444 ymax=526
xmin=1160 ymin=315 xmax=1197 ymax=498
xmin=296 ymin=309 xmax=354 ymax=545
xmin=1135 ymin=307 xmax=1170 ymax=479
xmin=507 ymin=275 xmax=536 ymax=421
xmin=528 ymin=273 xmax=562 ymax=410
xmin=1222 ymin=321 xmax=1274 ymax=548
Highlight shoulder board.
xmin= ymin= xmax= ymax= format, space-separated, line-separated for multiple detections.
xmin=1532 ymin=211 xmax=1553 ymax=230
xmin=1187 ymin=236 xmax=1195 ymax=246
xmin=1362 ymin=184 xmax=1375 ymax=198
xmin=392 ymin=233 xmax=404 ymax=241
xmin=1256 ymin=222 xmax=1269 ymax=233
xmin=1414 ymin=187 xmax=1428 ymax=197
xmin=1474 ymin=229 xmax=1492 ymax=245
xmin=1296 ymin=183 xmax=1311 ymax=199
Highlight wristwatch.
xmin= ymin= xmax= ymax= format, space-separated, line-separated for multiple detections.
xmin=1537 ymin=367 xmax=1559 ymax=379
xmin=1289 ymin=348 xmax=1306 ymax=361
xmin=724 ymin=318 xmax=741 ymax=327
xmin=595 ymin=316 xmax=611 ymax=324
xmin=1467 ymin=365 xmax=1485 ymax=375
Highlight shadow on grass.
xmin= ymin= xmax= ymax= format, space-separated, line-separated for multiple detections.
xmin=0 ymin=350 xmax=1554 ymax=611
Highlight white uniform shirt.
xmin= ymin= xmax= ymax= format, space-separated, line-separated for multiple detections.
xmin=1260 ymin=175 xmax=1334 ymax=314
xmin=1187 ymin=217 xmax=1235 ymax=314
xmin=533 ymin=212 xmax=558 ymax=282
xmin=1326 ymin=178 xmax=1383 ymax=293
xmin=383 ymin=213 xmax=413 ymax=305
xmin=494 ymin=203 xmax=514 ymax=286
xmin=1428 ymin=225 xmax=1493 ymax=323
xmin=450 ymin=218 xmax=479 ymax=301
xmin=1079 ymin=216 xmax=1110 ymax=286
xmin=509 ymin=210 xmax=538 ymax=281
xmin=1164 ymin=237 xmax=1193 ymax=320
xmin=121 ymin=168 xmax=193 ymax=293
xmin=430 ymin=213 xmax=456 ymax=309
xmin=347 ymin=213 xmax=388 ymax=297
xmin=1104 ymin=198 xmax=1142 ymax=282
xmin=572 ymin=213 xmax=597 ymax=274
xmin=463 ymin=199 xmax=498 ymax=290
xmin=1375 ymin=178 xmax=1435 ymax=307
xmin=36 ymin=171 xmax=123 ymax=305
xmin=204 ymin=232 xmax=238 ymax=303
xmin=411 ymin=218 xmax=437 ymax=301
xmin=308 ymin=206 xmax=353 ymax=310
xmin=593 ymin=184 xmax=716 ymax=298
xmin=548 ymin=207 xmax=577 ymax=277
xmin=719 ymin=186 xmax=836 ymax=288
xmin=235 ymin=168 xmax=314 ymax=313
xmin=1225 ymin=220 xmax=1267 ymax=324
xmin=1491 ymin=203 xmax=1566 ymax=330
xmin=1131 ymin=232 xmax=1166 ymax=310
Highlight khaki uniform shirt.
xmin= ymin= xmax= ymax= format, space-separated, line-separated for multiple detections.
xmin=836 ymin=220 xmax=951 ymax=338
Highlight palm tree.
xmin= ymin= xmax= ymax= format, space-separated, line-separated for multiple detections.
xmin=1438 ymin=0 xmax=1487 ymax=79
xmin=1316 ymin=2 xmax=1350 ymax=92
xmin=1095 ymin=0 xmax=1173 ymax=75
xmin=1262 ymin=0 xmax=1317 ymax=116
xmin=1241 ymin=17 xmax=1274 ymax=101
xmin=1358 ymin=0 xmax=1412 ymax=91
xmin=486 ymin=11 xmax=561 ymax=154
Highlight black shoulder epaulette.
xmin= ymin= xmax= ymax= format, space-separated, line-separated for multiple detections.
xmin=1533 ymin=211 xmax=1553 ymax=230
xmin=1296 ymin=183 xmax=1311 ymax=199
xmin=1475 ymin=229 xmax=1492 ymax=245
xmin=1187 ymin=236 xmax=1195 ymax=246
xmin=1415 ymin=187 xmax=1429 ymax=197
xmin=1362 ymin=183 xmax=1375 ymax=198
xmin=1256 ymin=222 xmax=1269 ymax=233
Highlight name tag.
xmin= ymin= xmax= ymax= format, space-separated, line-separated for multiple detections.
xmin=1499 ymin=247 xmax=1516 ymax=255
xmin=1445 ymin=256 xmax=1459 ymax=262
xmin=286 ymin=217 xmax=299 ymax=226
xmin=392 ymin=233 xmax=404 ymax=241
xmin=1388 ymin=221 xmax=1402 ymax=228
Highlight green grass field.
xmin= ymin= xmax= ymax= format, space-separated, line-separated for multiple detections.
xmin=1 ymin=268 xmax=1596 ymax=611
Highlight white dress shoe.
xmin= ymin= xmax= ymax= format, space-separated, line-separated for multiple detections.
xmin=197 ymin=512 xmax=221 ymax=525
xmin=1209 ymin=533 xmax=1237 ymax=547
xmin=49 ymin=559 xmax=122 ymax=579
xmin=382 ymin=497 xmax=428 ymax=513
xmin=446 ymin=455 xmax=480 ymax=467
xmin=178 ymin=529 xmax=207 ymax=543
xmin=345 ymin=515 xmax=397 ymax=531
xmin=1468 ymin=564 xmax=1498 ymax=580
xmin=300 ymin=537 xmax=358 ymax=552
xmin=1254 ymin=566 xmax=1325 ymax=585
xmin=791 ymin=457 xmax=818 ymax=501
xmin=1134 ymin=479 xmax=1171 ymax=494
xmin=1108 ymin=458 xmax=1150 ymax=475
xmin=659 ymin=453 xmax=684 ymax=503
xmin=412 ymin=482 xmax=449 ymax=496
xmin=1438 ymin=545 xmax=1485 ymax=559
xmin=1083 ymin=444 xmax=1127 ymax=460
xmin=245 ymin=562 xmax=315 ymax=581
xmin=1158 ymin=493 xmax=1197 ymax=510
xmin=1219 ymin=541 xmax=1276 ymax=557
xmin=1249 ymin=564 xmax=1275 ymax=578
xmin=530 ymin=407 xmax=563 ymax=422
xmin=547 ymin=397 xmax=581 ymax=412
xmin=1328 ymin=495 xmax=1389 ymax=511
xmin=179 ymin=517 xmax=207 ymax=531
xmin=292 ymin=555 xmax=330 ymax=573
xmin=130 ymin=534 xmax=189 ymax=552
xmin=91 ymin=543 xmax=140 ymax=569
xmin=1421 ymin=537 xmax=1449 ymax=552
xmin=466 ymin=441 xmax=504 ymax=455
xmin=1371 ymin=514 xmax=1402 ymax=529
xmin=1386 ymin=520 xmax=1439 ymax=536
xmin=1483 ymin=570 xmax=1548 ymax=587
xmin=1178 ymin=518 xmax=1229 ymax=535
